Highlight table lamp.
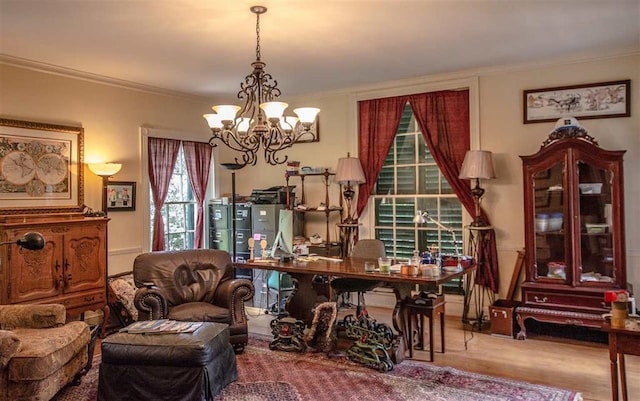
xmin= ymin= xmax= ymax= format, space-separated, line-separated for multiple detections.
xmin=335 ymin=153 xmax=366 ymax=223
xmin=0 ymin=232 xmax=45 ymax=250
xmin=88 ymin=162 xmax=122 ymax=216
xmin=458 ymin=150 xmax=495 ymax=227
xmin=413 ymin=210 xmax=462 ymax=272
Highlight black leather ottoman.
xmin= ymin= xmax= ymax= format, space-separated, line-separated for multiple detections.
xmin=98 ymin=322 xmax=237 ymax=401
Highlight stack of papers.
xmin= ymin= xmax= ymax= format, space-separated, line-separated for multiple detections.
xmin=120 ymin=319 xmax=203 ymax=334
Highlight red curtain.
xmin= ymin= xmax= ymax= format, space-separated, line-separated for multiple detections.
xmin=183 ymin=140 xmax=213 ymax=249
xmin=409 ymin=91 xmax=473 ymax=216
xmin=355 ymin=96 xmax=409 ymax=218
xmin=148 ymin=137 xmax=180 ymax=251
xmin=356 ymin=90 xmax=499 ymax=293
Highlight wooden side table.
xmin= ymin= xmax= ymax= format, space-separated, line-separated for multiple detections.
xmin=407 ymin=293 xmax=445 ymax=362
xmin=603 ymin=322 xmax=640 ymax=401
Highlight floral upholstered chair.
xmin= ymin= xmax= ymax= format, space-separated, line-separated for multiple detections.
xmin=0 ymin=304 xmax=90 ymax=401
xmin=107 ymin=272 xmax=138 ymax=331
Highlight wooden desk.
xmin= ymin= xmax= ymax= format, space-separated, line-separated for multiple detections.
xmin=237 ymin=257 xmax=475 ymax=362
xmin=603 ymin=323 xmax=640 ymax=401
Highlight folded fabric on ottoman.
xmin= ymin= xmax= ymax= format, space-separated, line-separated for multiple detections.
xmin=98 ymin=322 xmax=237 ymax=401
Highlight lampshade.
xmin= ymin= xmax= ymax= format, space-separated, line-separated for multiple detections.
xmin=0 ymin=232 xmax=46 ymax=250
xmin=412 ymin=210 xmax=427 ymax=224
xmin=459 ymin=150 xmax=496 ymax=180
xmin=335 ymin=153 xmax=366 ymax=184
xmin=88 ymin=163 xmax=122 ymax=177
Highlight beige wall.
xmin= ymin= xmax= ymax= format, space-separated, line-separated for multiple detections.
xmin=1 ymin=53 xmax=638 ymax=299
xmin=0 ymin=64 xmax=214 ymax=273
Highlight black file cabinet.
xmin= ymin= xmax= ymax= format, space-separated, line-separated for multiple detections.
xmin=208 ymin=203 xmax=252 ymax=278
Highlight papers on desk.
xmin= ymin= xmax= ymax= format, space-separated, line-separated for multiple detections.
xmin=297 ymin=255 xmax=343 ymax=263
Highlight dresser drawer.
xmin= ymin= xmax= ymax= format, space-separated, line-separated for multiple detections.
xmin=523 ymin=289 xmax=608 ymax=312
xmin=59 ymin=290 xmax=106 ymax=314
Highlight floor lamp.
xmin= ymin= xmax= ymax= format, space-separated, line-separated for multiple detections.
xmin=88 ymin=163 xmax=122 ymax=216
xmin=458 ymin=150 xmax=495 ymax=227
xmin=335 ymin=153 xmax=366 ymax=224
xmin=335 ymin=153 xmax=365 ymax=257
xmin=220 ymin=163 xmax=246 ymax=263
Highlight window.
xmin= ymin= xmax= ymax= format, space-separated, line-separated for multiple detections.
xmin=149 ymin=145 xmax=196 ymax=250
xmin=374 ymin=103 xmax=463 ymax=261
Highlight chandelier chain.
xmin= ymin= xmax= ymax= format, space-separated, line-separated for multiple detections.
xmin=255 ymin=9 xmax=261 ymax=62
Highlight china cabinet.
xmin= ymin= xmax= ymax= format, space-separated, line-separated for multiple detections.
xmin=0 ymin=213 xmax=109 ymax=321
xmin=517 ymin=127 xmax=626 ymax=339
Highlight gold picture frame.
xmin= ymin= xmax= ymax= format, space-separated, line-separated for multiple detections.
xmin=0 ymin=118 xmax=84 ymax=214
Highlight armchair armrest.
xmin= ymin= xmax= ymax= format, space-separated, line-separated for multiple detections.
xmin=0 ymin=330 xmax=21 ymax=368
xmin=0 ymin=304 xmax=66 ymax=330
xmin=134 ymin=284 xmax=169 ymax=320
xmin=214 ymin=278 xmax=255 ymax=325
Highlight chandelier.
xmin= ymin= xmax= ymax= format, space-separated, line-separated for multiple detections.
xmin=203 ymin=5 xmax=320 ymax=166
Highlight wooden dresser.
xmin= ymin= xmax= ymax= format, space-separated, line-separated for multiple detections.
xmin=0 ymin=213 xmax=109 ymax=321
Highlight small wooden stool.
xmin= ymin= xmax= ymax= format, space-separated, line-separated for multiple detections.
xmin=407 ymin=293 xmax=445 ymax=361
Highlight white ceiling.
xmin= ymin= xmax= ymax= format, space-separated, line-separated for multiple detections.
xmin=1 ymin=0 xmax=639 ymax=100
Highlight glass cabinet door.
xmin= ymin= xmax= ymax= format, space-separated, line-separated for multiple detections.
xmin=577 ymin=161 xmax=615 ymax=284
xmin=532 ymin=160 xmax=568 ymax=282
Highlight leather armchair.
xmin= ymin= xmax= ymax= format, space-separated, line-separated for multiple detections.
xmin=133 ymin=249 xmax=255 ymax=351
xmin=0 ymin=304 xmax=90 ymax=401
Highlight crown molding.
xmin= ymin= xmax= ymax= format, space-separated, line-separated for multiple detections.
xmin=0 ymin=54 xmax=210 ymax=101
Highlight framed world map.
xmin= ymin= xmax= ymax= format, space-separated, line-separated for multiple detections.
xmin=0 ymin=118 xmax=84 ymax=214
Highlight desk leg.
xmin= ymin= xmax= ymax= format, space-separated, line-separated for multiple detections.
xmin=620 ymin=353 xmax=627 ymax=401
xmin=390 ymin=283 xmax=415 ymax=364
xmin=286 ymin=272 xmax=316 ymax=327
xmin=609 ymin=333 xmax=619 ymax=401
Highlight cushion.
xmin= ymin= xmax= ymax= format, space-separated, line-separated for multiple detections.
xmin=168 ymin=302 xmax=231 ymax=323
xmin=8 ymin=321 xmax=90 ymax=381
xmin=109 ymin=275 xmax=139 ymax=321
xmin=0 ymin=304 xmax=66 ymax=330
xmin=133 ymin=250 xmax=231 ymax=307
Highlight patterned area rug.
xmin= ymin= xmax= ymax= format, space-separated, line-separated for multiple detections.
xmin=54 ymin=336 xmax=582 ymax=401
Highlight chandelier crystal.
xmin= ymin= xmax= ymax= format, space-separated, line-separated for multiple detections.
xmin=204 ymin=5 xmax=320 ymax=166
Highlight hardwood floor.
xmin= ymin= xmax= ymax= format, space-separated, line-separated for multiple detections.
xmin=246 ymin=305 xmax=639 ymax=401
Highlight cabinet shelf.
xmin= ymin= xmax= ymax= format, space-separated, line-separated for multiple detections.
xmin=285 ymin=169 xmax=342 ymax=248
xmin=294 ymin=208 xmax=342 ymax=213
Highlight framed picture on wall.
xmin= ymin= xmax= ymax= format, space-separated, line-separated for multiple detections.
xmin=107 ymin=181 xmax=136 ymax=211
xmin=0 ymin=118 xmax=84 ymax=214
xmin=523 ymin=80 xmax=631 ymax=124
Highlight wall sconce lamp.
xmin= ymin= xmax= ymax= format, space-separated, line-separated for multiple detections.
xmin=0 ymin=232 xmax=45 ymax=250
xmin=335 ymin=153 xmax=366 ymax=223
xmin=88 ymin=163 xmax=122 ymax=216
xmin=458 ymin=150 xmax=495 ymax=227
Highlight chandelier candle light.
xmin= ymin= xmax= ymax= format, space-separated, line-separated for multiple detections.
xmin=459 ymin=150 xmax=496 ymax=227
xmin=204 ymin=5 xmax=320 ymax=166
xmin=335 ymin=153 xmax=366 ymax=223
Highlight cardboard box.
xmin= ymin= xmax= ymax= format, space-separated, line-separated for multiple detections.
xmin=489 ymin=300 xmax=520 ymax=338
